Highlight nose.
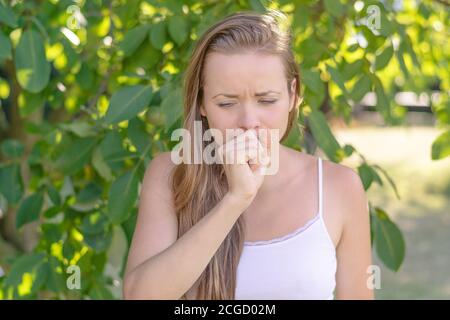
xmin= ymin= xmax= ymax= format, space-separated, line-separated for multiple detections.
xmin=237 ymin=103 xmax=260 ymax=132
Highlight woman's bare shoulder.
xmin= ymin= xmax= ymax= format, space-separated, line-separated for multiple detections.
xmin=321 ymin=157 xmax=369 ymax=232
xmin=321 ymin=158 xmax=363 ymax=195
xmin=144 ymin=152 xmax=177 ymax=182
xmin=140 ymin=151 xmax=178 ymax=204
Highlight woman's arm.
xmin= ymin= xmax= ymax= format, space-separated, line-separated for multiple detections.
xmin=122 ymin=152 xmax=250 ymax=300
xmin=334 ymin=167 xmax=374 ymax=300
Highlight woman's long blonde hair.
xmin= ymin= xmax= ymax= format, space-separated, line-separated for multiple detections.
xmin=171 ymin=10 xmax=301 ymax=300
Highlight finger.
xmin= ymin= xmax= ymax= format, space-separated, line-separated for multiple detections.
xmin=232 ymin=145 xmax=259 ymax=164
xmin=257 ymin=129 xmax=272 ymax=155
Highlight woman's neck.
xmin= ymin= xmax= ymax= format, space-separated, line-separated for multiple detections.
xmin=257 ymin=144 xmax=290 ymax=195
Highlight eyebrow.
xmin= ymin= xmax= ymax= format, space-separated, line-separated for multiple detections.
xmin=212 ymin=91 xmax=281 ymax=99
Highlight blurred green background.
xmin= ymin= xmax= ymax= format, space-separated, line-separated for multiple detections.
xmin=0 ymin=0 xmax=449 ymax=299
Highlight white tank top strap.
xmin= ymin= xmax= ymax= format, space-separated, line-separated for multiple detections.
xmin=318 ymin=157 xmax=324 ymax=220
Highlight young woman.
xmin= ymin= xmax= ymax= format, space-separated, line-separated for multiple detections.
xmin=123 ymin=11 xmax=373 ymax=300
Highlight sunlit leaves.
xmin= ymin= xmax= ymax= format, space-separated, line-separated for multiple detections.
xmin=357 ymin=163 xmax=382 ymax=191
xmin=324 ymin=0 xmax=345 ymax=18
xmin=161 ymin=87 xmax=183 ymax=128
xmin=307 ymin=109 xmax=341 ymax=162
xmin=102 ymin=85 xmax=153 ymax=125
xmin=55 ymin=136 xmax=99 ymax=175
xmin=1 ymin=0 xmax=447 ymax=299
xmin=18 ymin=90 xmax=46 ymax=117
xmin=431 ymin=130 xmax=450 ymax=160
xmin=374 ymin=44 xmax=394 ymax=71
xmin=107 ymin=169 xmax=139 ymax=224
xmin=14 ymin=30 xmax=50 ymax=93
xmin=2 ymin=253 xmax=46 ymax=298
xmin=128 ymin=117 xmax=151 ymax=154
xmin=350 ymin=75 xmax=372 ymax=102
xmin=119 ymin=24 xmax=151 ymax=57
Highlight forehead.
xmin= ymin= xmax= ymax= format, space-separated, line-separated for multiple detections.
xmin=203 ymin=52 xmax=286 ymax=91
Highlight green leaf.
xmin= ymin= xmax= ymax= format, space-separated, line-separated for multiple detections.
xmin=92 ymin=147 xmax=114 ymax=181
xmin=55 ymin=136 xmax=98 ymax=175
xmin=431 ymin=130 xmax=450 ymax=160
xmin=32 ymin=259 xmax=50 ymax=293
xmin=0 ymin=31 xmax=12 ymax=62
xmin=77 ymin=182 xmax=102 ymax=203
xmin=341 ymin=59 xmax=364 ymax=81
xmin=122 ymin=209 xmax=137 ymax=246
xmin=301 ymin=69 xmax=323 ymax=95
xmin=119 ymin=24 xmax=151 ymax=57
xmin=83 ymin=228 xmax=113 ymax=252
xmin=107 ymin=169 xmax=139 ymax=224
xmin=59 ymin=121 xmax=97 ymax=137
xmin=1 ymin=139 xmax=24 ymax=158
xmin=18 ymin=90 xmax=46 ymax=117
xmin=375 ymin=45 xmax=393 ymax=71
xmin=347 ymin=43 xmax=359 ymax=52
xmin=16 ymin=192 xmax=44 ymax=229
xmin=14 ymin=30 xmax=51 ymax=93
xmin=0 ymin=163 xmax=23 ymax=204
xmin=128 ymin=117 xmax=150 ymax=154
xmin=307 ymin=109 xmax=341 ymax=162
xmin=396 ymin=47 xmax=408 ymax=77
xmin=324 ymin=0 xmax=345 ymax=18
xmin=3 ymin=253 xmax=45 ymax=287
xmin=358 ymin=163 xmax=374 ymax=190
xmin=76 ymin=62 xmax=95 ymax=91
xmin=103 ymin=85 xmax=153 ymax=125
xmin=99 ymin=131 xmax=133 ymax=171
xmin=249 ymin=0 xmax=266 ymax=13
xmin=327 ymin=64 xmax=348 ymax=96
xmin=0 ymin=3 xmax=18 ymax=28
xmin=149 ymin=21 xmax=167 ymax=50
xmin=375 ymin=83 xmax=391 ymax=122
xmin=80 ymin=211 xmax=110 ymax=235
xmin=372 ymin=207 xmax=405 ymax=271
xmin=41 ymin=223 xmax=63 ymax=243
xmin=89 ymin=283 xmax=115 ymax=299
xmin=168 ymin=15 xmax=188 ymax=46
xmin=350 ymin=75 xmax=372 ymax=102
xmin=372 ymin=164 xmax=400 ymax=200
xmin=43 ymin=206 xmax=62 ymax=219
xmin=45 ymin=256 xmax=66 ymax=292
xmin=343 ymin=144 xmax=355 ymax=157
xmin=161 ymin=87 xmax=183 ymax=128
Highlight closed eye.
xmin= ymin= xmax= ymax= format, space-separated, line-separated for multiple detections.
xmin=217 ymin=102 xmax=235 ymax=107
xmin=217 ymin=100 xmax=277 ymax=107
xmin=259 ymin=99 xmax=277 ymax=105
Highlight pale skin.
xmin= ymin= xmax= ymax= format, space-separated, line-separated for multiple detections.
xmin=123 ymin=51 xmax=374 ymax=300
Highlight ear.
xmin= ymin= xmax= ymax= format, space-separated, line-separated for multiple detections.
xmin=288 ymin=78 xmax=297 ymax=112
xmin=200 ymin=103 xmax=207 ymax=117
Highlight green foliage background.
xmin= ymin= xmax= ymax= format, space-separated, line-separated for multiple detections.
xmin=0 ymin=0 xmax=448 ymax=299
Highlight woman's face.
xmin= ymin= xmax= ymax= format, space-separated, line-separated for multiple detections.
xmin=200 ymin=51 xmax=296 ymax=143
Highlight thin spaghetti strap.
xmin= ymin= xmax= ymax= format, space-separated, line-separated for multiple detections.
xmin=318 ymin=157 xmax=323 ymax=219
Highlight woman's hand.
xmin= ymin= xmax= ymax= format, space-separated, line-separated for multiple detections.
xmin=216 ymin=129 xmax=271 ymax=206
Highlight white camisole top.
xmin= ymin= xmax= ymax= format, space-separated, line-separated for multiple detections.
xmin=234 ymin=157 xmax=337 ymax=299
